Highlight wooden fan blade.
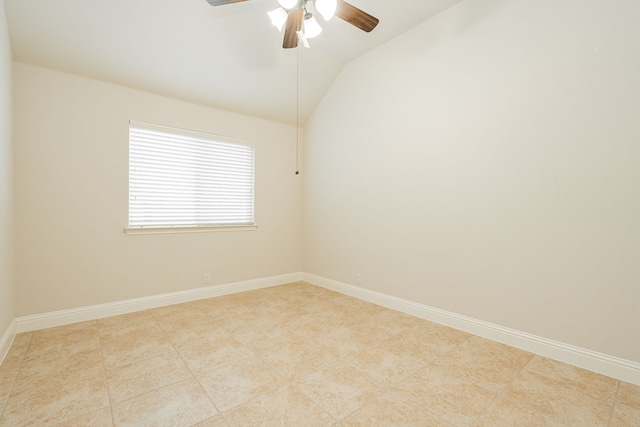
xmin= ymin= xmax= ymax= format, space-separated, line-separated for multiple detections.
xmin=283 ymin=9 xmax=304 ymax=49
xmin=205 ymin=0 xmax=250 ymax=6
xmin=336 ymin=0 xmax=379 ymax=32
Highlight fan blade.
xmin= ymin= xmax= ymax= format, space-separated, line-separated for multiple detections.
xmin=336 ymin=0 xmax=379 ymax=32
xmin=205 ymin=0 xmax=250 ymax=6
xmin=283 ymin=9 xmax=304 ymax=49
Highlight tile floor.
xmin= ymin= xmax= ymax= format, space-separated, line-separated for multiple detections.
xmin=0 ymin=282 xmax=638 ymax=426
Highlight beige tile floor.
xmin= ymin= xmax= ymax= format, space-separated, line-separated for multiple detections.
xmin=0 ymin=282 xmax=639 ymax=426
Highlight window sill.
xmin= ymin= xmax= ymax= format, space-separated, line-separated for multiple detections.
xmin=124 ymin=224 xmax=258 ymax=235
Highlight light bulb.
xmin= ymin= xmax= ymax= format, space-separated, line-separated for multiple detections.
xmin=278 ymin=0 xmax=298 ymax=9
xmin=315 ymin=0 xmax=336 ymax=21
xmin=268 ymin=7 xmax=288 ymax=32
xmin=303 ymin=15 xmax=322 ymax=39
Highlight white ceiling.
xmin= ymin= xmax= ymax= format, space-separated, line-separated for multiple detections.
xmin=4 ymin=0 xmax=463 ymax=125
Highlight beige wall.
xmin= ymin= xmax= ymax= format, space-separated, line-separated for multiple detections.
xmin=13 ymin=63 xmax=303 ymax=316
xmin=303 ymin=0 xmax=640 ymax=362
xmin=0 ymin=0 xmax=15 ymax=335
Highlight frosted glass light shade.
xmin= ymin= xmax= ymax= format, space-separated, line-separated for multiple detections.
xmin=278 ymin=0 xmax=298 ymax=9
xmin=303 ymin=15 xmax=322 ymax=38
xmin=268 ymin=7 xmax=288 ymax=32
xmin=315 ymin=0 xmax=337 ymax=20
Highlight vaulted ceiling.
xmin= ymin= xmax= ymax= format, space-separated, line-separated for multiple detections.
xmin=4 ymin=0 xmax=463 ymax=125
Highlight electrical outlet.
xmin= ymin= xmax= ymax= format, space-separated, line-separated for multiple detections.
xmin=356 ymin=273 xmax=361 ymax=284
xmin=204 ymin=272 xmax=211 ymax=284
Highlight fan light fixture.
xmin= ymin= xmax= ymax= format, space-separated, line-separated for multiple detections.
xmin=268 ymin=0 xmax=334 ymax=46
xmin=315 ymin=0 xmax=337 ymax=21
xmin=205 ymin=0 xmax=379 ymax=50
xmin=303 ymin=14 xmax=322 ymax=38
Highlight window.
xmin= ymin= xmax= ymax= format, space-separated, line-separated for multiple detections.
xmin=127 ymin=122 xmax=255 ymax=233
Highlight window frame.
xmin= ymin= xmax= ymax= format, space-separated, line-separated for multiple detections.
xmin=125 ymin=121 xmax=257 ymax=235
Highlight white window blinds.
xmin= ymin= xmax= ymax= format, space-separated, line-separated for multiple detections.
xmin=128 ymin=122 xmax=255 ymax=228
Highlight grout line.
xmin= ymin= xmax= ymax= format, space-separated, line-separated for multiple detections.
xmin=147 ymin=304 xmax=225 ymax=422
xmin=373 ymin=365 xmax=457 ymax=426
xmin=607 ymin=381 xmax=621 ymax=427
xmin=289 ymin=382 xmax=340 ymax=425
xmin=101 ymin=307 xmax=219 ymax=426
xmin=162 ymin=303 xmax=238 ymax=425
xmin=97 ymin=326 xmax=116 ymax=427
xmin=0 ymin=332 xmax=33 ymax=421
xmin=470 ymin=352 xmax=537 ymax=426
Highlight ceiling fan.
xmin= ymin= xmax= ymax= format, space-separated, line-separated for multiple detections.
xmin=205 ymin=0 xmax=379 ymax=49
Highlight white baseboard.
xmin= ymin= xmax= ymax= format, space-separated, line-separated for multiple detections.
xmin=0 ymin=319 xmax=17 ymax=366
xmin=10 ymin=270 xmax=640 ymax=386
xmin=303 ymin=273 xmax=640 ymax=386
xmin=16 ymin=272 xmax=303 ymax=333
